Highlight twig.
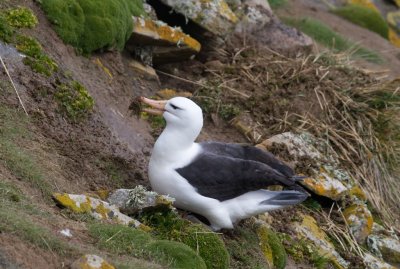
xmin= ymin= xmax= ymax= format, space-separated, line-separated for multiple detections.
xmin=0 ymin=55 xmax=28 ymax=115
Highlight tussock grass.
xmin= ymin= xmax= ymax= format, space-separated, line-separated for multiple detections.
xmin=269 ymin=0 xmax=287 ymax=9
xmin=283 ymin=17 xmax=383 ymax=63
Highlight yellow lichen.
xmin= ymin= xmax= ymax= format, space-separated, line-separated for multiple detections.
xmin=95 ymin=189 xmax=110 ymax=200
xmin=343 ymin=204 xmax=373 ymax=242
xmin=53 ymin=193 xmax=92 ymax=213
xmin=348 ymin=186 xmax=367 ymax=201
xmin=257 ymin=226 xmax=275 ymax=268
xmin=389 ymin=28 xmax=400 ymax=48
xmin=134 ymin=18 xmax=201 ymax=52
xmin=94 ymin=202 xmax=111 ymax=220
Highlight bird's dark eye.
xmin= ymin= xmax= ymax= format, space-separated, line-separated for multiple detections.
xmin=170 ymin=104 xmax=180 ymax=110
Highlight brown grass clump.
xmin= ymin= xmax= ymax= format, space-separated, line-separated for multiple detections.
xmin=192 ymin=43 xmax=400 ymax=227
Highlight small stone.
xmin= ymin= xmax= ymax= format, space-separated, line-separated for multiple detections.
xmin=292 ymin=214 xmax=349 ymax=268
xmin=367 ymin=234 xmax=400 ymax=264
xmin=107 ymin=185 xmax=175 ymax=215
xmin=71 ymin=254 xmax=115 ymax=269
xmin=363 ymin=253 xmax=397 ymax=269
xmin=232 ymin=112 xmax=264 ymax=143
xmin=59 ymin=228 xmax=72 ymax=238
xmin=53 ymin=193 xmax=146 ymax=229
xmin=128 ymin=60 xmax=159 ymax=81
xmin=343 ymin=203 xmax=373 ymax=243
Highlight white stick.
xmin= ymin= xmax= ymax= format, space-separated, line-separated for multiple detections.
xmin=0 ymin=55 xmax=28 ymax=115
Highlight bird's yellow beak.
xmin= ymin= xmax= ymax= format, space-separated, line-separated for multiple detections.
xmin=139 ymin=96 xmax=168 ymax=116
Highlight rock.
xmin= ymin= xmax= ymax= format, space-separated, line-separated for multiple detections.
xmin=292 ymin=214 xmax=349 ymax=269
xmin=343 ymin=203 xmax=373 ymax=243
xmin=363 ymin=253 xmax=397 ymax=269
xmin=232 ymin=112 xmax=264 ymax=143
xmin=257 ymin=224 xmax=287 ymax=269
xmin=232 ymin=1 xmax=312 ymax=56
xmin=71 ymin=254 xmax=115 ymax=269
xmin=157 ymin=0 xmax=238 ymax=36
xmin=259 ymin=132 xmax=352 ymax=200
xmin=107 ymin=185 xmax=175 ymax=215
xmin=367 ymin=234 xmax=400 ymax=264
xmin=346 ymin=0 xmax=380 ymax=13
xmin=128 ymin=60 xmax=159 ymax=81
xmin=126 ymin=17 xmax=201 ymax=63
xmin=53 ymin=193 xmax=148 ymax=230
xmin=387 ymin=11 xmax=400 ymax=48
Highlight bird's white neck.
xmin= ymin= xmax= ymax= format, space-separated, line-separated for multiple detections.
xmin=151 ymin=124 xmax=201 ymax=165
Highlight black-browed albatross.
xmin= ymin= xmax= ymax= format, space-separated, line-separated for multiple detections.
xmin=140 ymin=96 xmax=308 ymax=231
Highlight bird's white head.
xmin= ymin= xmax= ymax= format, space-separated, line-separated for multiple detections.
xmin=140 ymin=96 xmax=204 ymax=148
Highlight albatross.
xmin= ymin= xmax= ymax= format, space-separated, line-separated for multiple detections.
xmin=140 ymin=96 xmax=308 ymax=230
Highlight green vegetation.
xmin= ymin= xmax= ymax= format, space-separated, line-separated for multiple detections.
xmin=224 ymin=225 xmax=269 ymax=268
xmin=283 ymin=17 xmax=383 ymax=63
xmin=140 ymin=209 xmax=229 ymax=269
xmin=5 ymin=6 xmax=38 ymax=28
xmin=0 ymin=7 xmax=58 ymax=76
xmin=0 ymin=182 xmax=72 ymax=255
xmin=279 ymin=233 xmax=330 ymax=269
xmin=40 ymin=0 xmax=145 ymax=54
xmin=269 ymin=0 xmax=287 ymax=9
xmin=15 ymin=35 xmax=58 ymax=76
xmin=258 ymin=226 xmax=287 ymax=269
xmin=0 ymin=105 xmax=51 ymax=195
xmin=88 ymin=222 xmax=207 ymax=269
xmin=332 ymin=4 xmax=389 ymax=39
xmin=55 ymin=81 xmax=94 ymax=121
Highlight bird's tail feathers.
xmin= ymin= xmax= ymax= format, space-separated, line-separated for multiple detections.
xmin=260 ymin=190 xmax=308 ymax=206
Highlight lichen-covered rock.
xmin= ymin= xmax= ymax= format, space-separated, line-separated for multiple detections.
xmin=363 ymin=253 xmax=397 ymax=269
xmin=128 ymin=60 xmax=159 ymax=81
xmin=126 ymin=17 xmax=201 ymax=63
xmin=343 ymin=203 xmax=373 ymax=243
xmin=346 ymin=0 xmax=380 ymax=12
xmin=158 ymin=0 xmax=238 ymax=36
xmin=257 ymin=224 xmax=287 ymax=269
xmin=367 ymin=234 xmax=400 ymax=264
xmin=234 ymin=0 xmax=273 ymax=33
xmin=292 ymin=214 xmax=349 ymax=269
xmin=259 ymin=132 xmax=352 ymax=201
xmin=53 ymin=193 xmax=148 ymax=230
xmin=71 ymin=254 xmax=115 ymax=269
xmin=107 ymin=185 xmax=175 ymax=214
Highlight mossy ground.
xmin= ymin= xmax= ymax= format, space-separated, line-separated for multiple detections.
xmin=139 ymin=209 xmax=229 ymax=269
xmin=283 ymin=17 xmax=383 ymax=63
xmin=333 ymin=4 xmax=389 ymax=39
xmin=40 ymin=0 xmax=145 ymax=54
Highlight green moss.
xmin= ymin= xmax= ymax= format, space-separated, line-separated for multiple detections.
xmin=0 ymin=14 xmax=14 ymax=42
xmin=302 ymin=198 xmax=322 ymax=211
xmin=140 ymin=209 xmax=229 ymax=269
xmin=258 ymin=226 xmax=287 ymax=269
xmin=333 ymin=4 xmax=389 ymax=39
xmin=40 ymin=0 xmax=145 ymax=54
xmin=147 ymin=240 xmax=207 ymax=269
xmin=55 ymin=81 xmax=94 ymax=121
xmin=14 ymin=35 xmax=58 ymax=76
xmin=88 ymin=222 xmax=206 ymax=269
xmin=283 ymin=17 xmax=383 ymax=63
xmin=269 ymin=0 xmax=287 ymax=9
xmin=5 ymin=6 xmax=38 ymax=28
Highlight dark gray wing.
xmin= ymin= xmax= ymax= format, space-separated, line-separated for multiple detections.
xmin=200 ymin=141 xmax=295 ymax=177
xmin=176 ymin=151 xmax=304 ymax=201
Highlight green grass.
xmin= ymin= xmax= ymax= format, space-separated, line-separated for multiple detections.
xmin=40 ymin=0 xmax=145 ymax=54
xmin=332 ymin=4 xmax=389 ymax=39
xmin=5 ymin=6 xmax=38 ymax=28
xmin=0 ymin=105 xmax=51 ymax=196
xmin=0 ymin=182 xmax=73 ymax=255
xmin=283 ymin=17 xmax=383 ymax=63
